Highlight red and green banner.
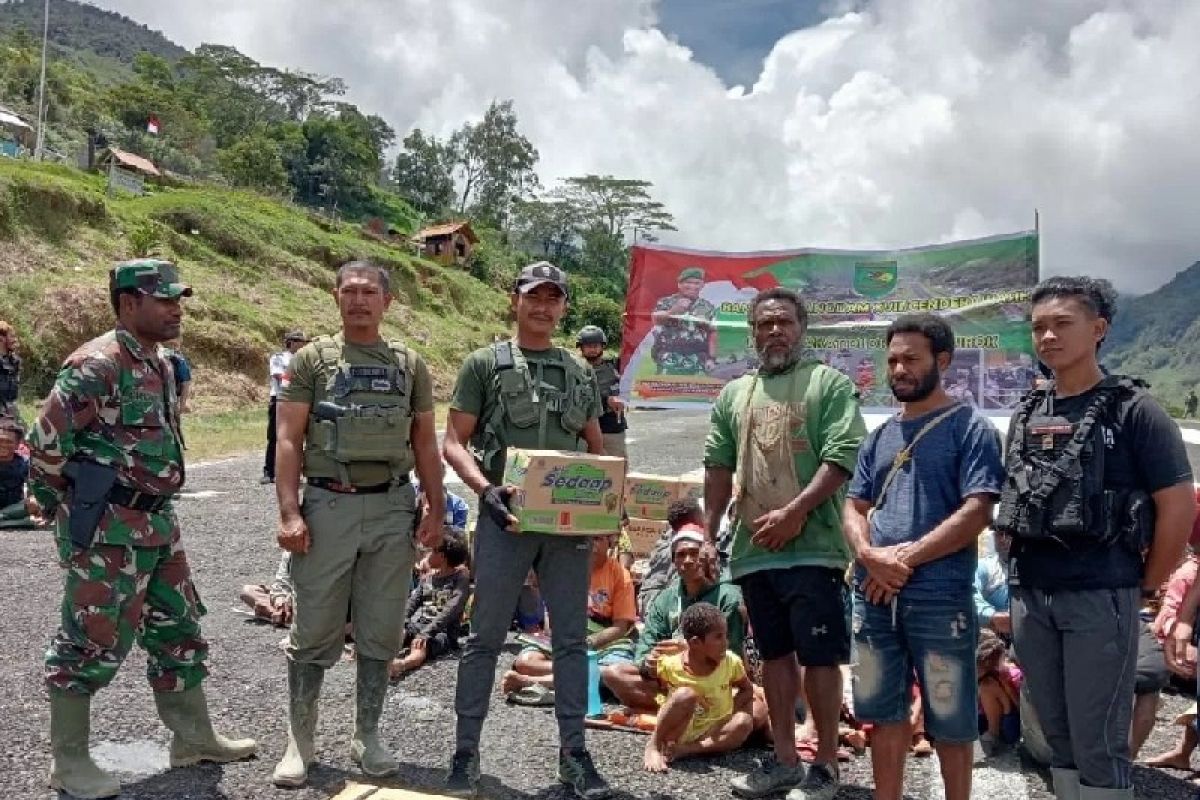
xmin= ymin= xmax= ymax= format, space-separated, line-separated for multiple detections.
xmin=619 ymin=231 xmax=1039 ymax=413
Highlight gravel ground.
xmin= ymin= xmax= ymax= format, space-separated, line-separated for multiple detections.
xmin=1 ymin=409 xmax=1199 ymax=799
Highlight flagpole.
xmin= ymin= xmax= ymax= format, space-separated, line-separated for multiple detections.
xmin=33 ymin=0 xmax=50 ymax=160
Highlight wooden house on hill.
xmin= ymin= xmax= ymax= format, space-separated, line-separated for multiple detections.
xmin=413 ymin=221 xmax=477 ymax=266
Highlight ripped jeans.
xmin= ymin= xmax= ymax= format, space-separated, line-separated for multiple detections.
xmin=851 ymin=590 xmax=979 ymax=743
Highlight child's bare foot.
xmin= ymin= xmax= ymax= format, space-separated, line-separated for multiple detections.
xmin=1144 ymin=750 xmax=1192 ymax=770
xmin=911 ymin=734 xmax=933 ymax=757
xmin=500 ymin=670 xmax=529 ymax=695
xmin=643 ymin=741 xmax=671 ymax=773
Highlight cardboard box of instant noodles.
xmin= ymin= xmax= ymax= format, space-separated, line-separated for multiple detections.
xmin=503 ymin=449 xmax=626 ymax=535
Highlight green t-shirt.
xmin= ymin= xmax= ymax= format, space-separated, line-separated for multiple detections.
xmin=704 ymin=360 xmax=866 ymax=578
xmin=282 ymin=334 xmax=434 ymax=485
xmin=451 ymin=344 xmax=602 ymax=485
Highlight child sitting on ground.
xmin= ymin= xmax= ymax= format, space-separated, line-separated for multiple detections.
xmin=977 ymin=628 xmax=1022 ymax=756
xmin=389 ymin=530 xmax=470 ymax=679
xmin=643 ymin=602 xmax=759 ymax=772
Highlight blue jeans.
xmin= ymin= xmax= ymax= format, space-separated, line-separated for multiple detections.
xmin=852 ymin=590 xmax=979 ymax=743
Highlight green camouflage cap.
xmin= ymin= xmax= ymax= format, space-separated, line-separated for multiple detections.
xmin=678 ymin=267 xmax=704 ymax=282
xmin=111 ymin=259 xmax=193 ymax=299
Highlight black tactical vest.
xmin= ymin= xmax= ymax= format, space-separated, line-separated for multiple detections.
xmin=996 ymin=375 xmax=1153 ymax=550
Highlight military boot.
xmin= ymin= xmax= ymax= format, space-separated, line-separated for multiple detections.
xmin=48 ymin=693 xmax=121 ymax=799
xmin=272 ymin=661 xmax=325 ymax=787
xmin=350 ymin=658 xmax=399 ymax=777
xmin=153 ymin=685 xmax=259 ymax=767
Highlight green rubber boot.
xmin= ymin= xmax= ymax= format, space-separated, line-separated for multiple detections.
xmin=272 ymin=661 xmax=325 ymax=787
xmin=153 ymin=685 xmax=258 ymax=767
xmin=350 ymin=658 xmax=399 ymax=778
xmin=48 ymin=693 xmax=121 ymax=799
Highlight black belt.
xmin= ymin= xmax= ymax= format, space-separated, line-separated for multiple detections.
xmin=108 ymin=484 xmax=172 ymax=513
xmin=307 ymin=477 xmax=401 ymax=495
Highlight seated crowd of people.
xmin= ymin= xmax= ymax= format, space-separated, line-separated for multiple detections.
xmin=232 ymin=482 xmax=1200 ymax=778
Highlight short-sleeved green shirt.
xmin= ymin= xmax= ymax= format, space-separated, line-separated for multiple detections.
xmin=451 ymin=344 xmax=602 ymax=485
xmin=705 ymin=359 xmax=866 ymax=578
xmin=282 ymin=334 xmax=434 ymax=485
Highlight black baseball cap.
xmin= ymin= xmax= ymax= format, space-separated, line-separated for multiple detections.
xmin=514 ymin=261 xmax=568 ymax=298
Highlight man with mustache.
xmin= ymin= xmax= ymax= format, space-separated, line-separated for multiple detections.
xmin=997 ymin=277 xmax=1195 ymax=800
xmin=29 ymin=260 xmax=257 ymax=799
xmin=843 ymin=313 xmax=1004 ymax=800
xmin=272 ymin=259 xmax=444 ymax=787
xmin=442 ymin=261 xmax=610 ymax=799
xmin=705 ymin=288 xmax=866 ymax=800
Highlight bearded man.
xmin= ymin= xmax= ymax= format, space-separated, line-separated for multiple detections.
xmin=704 ymin=288 xmax=867 ymax=800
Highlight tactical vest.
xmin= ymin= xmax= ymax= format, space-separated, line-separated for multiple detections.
xmin=0 ymin=457 xmax=24 ymax=507
xmin=305 ymin=336 xmax=415 ymax=485
xmin=470 ymin=341 xmax=591 ymax=470
xmin=0 ymin=355 xmax=18 ymax=404
xmin=593 ymin=358 xmax=620 ymax=398
xmin=995 ymin=375 xmax=1154 ymax=550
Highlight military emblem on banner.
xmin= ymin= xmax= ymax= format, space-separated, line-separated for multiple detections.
xmin=853 ymin=260 xmax=898 ymax=299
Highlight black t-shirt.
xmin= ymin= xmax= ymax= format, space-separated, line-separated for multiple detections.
xmin=1010 ymin=383 xmax=1193 ymax=590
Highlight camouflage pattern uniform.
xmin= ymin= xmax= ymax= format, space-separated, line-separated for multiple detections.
xmin=29 ymin=319 xmax=205 ymax=696
xmin=651 ymin=294 xmax=716 ymax=374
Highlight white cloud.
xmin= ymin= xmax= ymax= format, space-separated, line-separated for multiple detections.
xmin=88 ymin=0 xmax=1200 ymax=292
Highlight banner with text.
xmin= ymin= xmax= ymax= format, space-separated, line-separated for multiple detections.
xmin=619 ymin=231 xmax=1039 ymax=413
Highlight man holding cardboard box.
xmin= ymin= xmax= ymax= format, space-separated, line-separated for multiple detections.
xmin=705 ymin=287 xmax=867 ymax=800
xmin=442 ymin=261 xmax=612 ymax=800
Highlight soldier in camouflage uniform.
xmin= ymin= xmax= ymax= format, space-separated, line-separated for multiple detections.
xmin=576 ymin=325 xmax=627 ymax=458
xmin=650 ymin=267 xmax=717 ymax=375
xmin=29 ymin=260 xmax=257 ymax=800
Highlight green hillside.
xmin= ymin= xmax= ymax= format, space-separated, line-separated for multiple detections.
xmin=0 ymin=159 xmax=509 ymax=410
xmin=0 ymin=0 xmax=185 ymax=84
xmin=1105 ymin=261 xmax=1200 ymax=411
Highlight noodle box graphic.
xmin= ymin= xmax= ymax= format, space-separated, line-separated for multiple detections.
xmin=624 ymin=473 xmax=705 ymax=520
xmin=504 ymin=449 xmax=626 ymax=535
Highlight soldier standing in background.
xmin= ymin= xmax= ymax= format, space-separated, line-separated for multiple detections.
xmin=577 ymin=325 xmax=627 ymax=459
xmin=263 ymin=330 xmax=308 ymax=484
xmin=29 ymin=260 xmax=257 ymax=800
xmin=272 ymin=260 xmax=444 ymax=787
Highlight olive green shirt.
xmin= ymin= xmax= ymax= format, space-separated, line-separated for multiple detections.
xmin=451 ymin=344 xmax=602 ymax=485
xmin=282 ymin=334 xmax=433 ymax=485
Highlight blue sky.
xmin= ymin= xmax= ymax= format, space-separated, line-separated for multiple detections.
xmin=657 ymin=0 xmax=830 ymax=86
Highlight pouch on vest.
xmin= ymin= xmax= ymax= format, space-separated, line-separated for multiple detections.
xmin=499 ymin=368 xmax=539 ymax=428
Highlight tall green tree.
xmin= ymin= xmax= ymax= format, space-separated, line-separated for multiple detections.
xmin=449 ymin=99 xmax=539 ymax=228
xmin=217 ymin=131 xmax=289 ymax=193
xmin=554 ymin=175 xmax=676 ymax=241
xmin=392 ymin=128 xmax=456 ymax=217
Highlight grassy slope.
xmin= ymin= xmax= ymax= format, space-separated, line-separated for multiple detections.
xmin=0 ymin=160 xmax=510 ymax=424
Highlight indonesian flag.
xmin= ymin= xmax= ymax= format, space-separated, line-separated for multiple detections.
xmin=147 ymin=115 xmax=160 ymax=135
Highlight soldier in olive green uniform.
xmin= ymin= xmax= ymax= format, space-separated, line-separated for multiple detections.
xmin=442 ymin=262 xmax=613 ymax=800
xmin=30 ymin=260 xmax=256 ymax=800
xmin=272 ymin=260 xmax=445 ymax=787
xmin=576 ymin=325 xmax=627 ymax=459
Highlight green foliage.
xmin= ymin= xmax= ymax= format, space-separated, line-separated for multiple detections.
xmin=217 ymin=132 xmax=289 ymax=193
xmin=127 ymin=220 xmax=163 ymax=257
xmin=392 ymin=128 xmax=457 ymax=218
xmin=450 ymin=100 xmax=539 ymax=227
xmin=566 ymin=293 xmax=624 ymax=347
xmin=468 ymin=226 xmax=525 ymax=292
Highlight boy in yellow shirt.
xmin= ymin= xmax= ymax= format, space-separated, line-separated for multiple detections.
xmin=643 ymin=602 xmax=761 ymax=772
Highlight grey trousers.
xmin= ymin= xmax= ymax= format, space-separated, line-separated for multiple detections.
xmin=455 ymin=513 xmax=592 ymax=753
xmin=1012 ymin=585 xmax=1139 ymax=790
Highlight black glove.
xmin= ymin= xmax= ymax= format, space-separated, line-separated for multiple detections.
xmin=479 ymin=484 xmax=515 ymax=528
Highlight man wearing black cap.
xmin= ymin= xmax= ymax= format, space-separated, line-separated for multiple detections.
xmin=442 ymin=261 xmax=611 ymax=799
xmin=262 ymin=330 xmax=308 ymax=484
